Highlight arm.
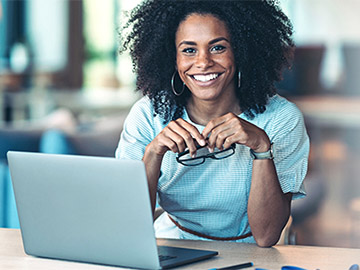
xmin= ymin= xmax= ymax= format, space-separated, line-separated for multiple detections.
xmin=202 ymin=112 xmax=291 ymax=247
xmin=142 ymin=118 xmax=205 ymax=215
xmin=116 ymin=99 xmax=205 ymax=217
xmin=142 ymin=145 xmax=163 ymax=214
xmin=248 ymin=157 xmax=292 ymax=247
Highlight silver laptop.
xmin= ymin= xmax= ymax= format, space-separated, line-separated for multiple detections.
xmin=7 ymin=151 xmax=218 ymax=269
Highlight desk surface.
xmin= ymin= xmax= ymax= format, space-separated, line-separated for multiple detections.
xmin=1 ymin=229 xmax=359 ymax=270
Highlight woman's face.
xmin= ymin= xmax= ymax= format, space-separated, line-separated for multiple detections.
xmin=175 ymin=13 xmax=236 ymax=102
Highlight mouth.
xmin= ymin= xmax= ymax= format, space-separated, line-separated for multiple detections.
xmin=190 ymin=73 xmax=223 ymax=83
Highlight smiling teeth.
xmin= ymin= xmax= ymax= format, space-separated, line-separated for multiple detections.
xmin=193 ymin=74 xmax=219 ymax=82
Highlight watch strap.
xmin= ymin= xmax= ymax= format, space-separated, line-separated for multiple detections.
xmin=250 ymin=143 xmax=273 ymax=160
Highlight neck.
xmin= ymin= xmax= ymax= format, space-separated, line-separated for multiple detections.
xmin=186 ymin=94 xmax=241 ymax=126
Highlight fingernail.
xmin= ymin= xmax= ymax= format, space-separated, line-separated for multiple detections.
xmin=200 ymin=139 xmax=206 ymax=146
xmin=192 ymin=153 xmax=196 ymax=158
xmin=207 ymin=147 xmax=214 ymax=153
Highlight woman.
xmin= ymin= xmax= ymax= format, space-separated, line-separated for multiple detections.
xmin=116 ymin=0 xmax=309 ymax=247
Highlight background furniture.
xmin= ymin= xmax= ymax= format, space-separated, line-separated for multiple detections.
xmin=290 ymin=96 xmax=360 ymax=247
xmin=276 ymin=45 xmax=326 ymax=96
xmin=342 ymin=44 xmax=360 ymax=96
xmin=40 ymin=113 xmax=126 ymax=156
xmin=0 ymin=127 xmax=44 ymax=228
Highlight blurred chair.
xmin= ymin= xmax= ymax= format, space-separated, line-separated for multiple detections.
xmin=286 ymin=136 xmax=326 ymax=242
xmin=0 ymin=127 xmax=44 ymax=228
xmin=342 ymin=44 xmax=360 ymax=96
xmin=39 ymin=114 xmax=126 ymax=157
xmin=350 ymin=198 xmax=360 ymax=247
xmin=276 ymin=45 xmax=326 ymax=96
xmin=277 ymin=216 xmax=295 ymax=245
xmin=291 ymin=175 xmax=326 ymax=227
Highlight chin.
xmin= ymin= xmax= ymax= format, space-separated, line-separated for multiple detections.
xmin=190 ymin=88 xmax=224 ymax=101
xmin=191 ymin=92 xmax=219 ymax=101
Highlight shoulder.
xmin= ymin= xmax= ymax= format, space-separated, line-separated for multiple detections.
xmin=122 ymin=96 xmax=156 ymax=133
xmin=265 ymin=94 xmax=302 ymax=117
xmin=257 ymin=94 xmax=304 ymax=126
xmin=249 ymin=95 xmax=306 ymax=137
xmin=124 ymin=96 xmax=168 ymax=133
xmin=128 ymin=96 xmax=154 ymax=117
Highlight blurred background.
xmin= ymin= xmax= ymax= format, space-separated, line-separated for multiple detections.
xmin=1 ymin=0 xmax=360 ymax=249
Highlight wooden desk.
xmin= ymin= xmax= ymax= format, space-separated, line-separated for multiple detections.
xmin=1 ymin=229 xmax=359 ymax=270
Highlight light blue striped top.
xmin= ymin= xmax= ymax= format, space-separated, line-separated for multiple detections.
xmin=115 ymin=94 xmax=309 ymax=243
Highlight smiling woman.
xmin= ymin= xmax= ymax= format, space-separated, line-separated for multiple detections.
xmin=116 ymin=0 xmax=309 ymax=247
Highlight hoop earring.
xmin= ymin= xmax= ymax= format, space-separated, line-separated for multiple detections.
xmin=238 ymin=71 xmax=242 ymax=88
xmin=171 ymin=71 xmax=185 ymax=96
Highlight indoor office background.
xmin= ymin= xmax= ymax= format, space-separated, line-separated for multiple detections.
xmin=1 ymin=0 xmax=360 ymax=249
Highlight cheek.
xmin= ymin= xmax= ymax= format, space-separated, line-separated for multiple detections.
xmin=219 ymin=54 xmax=235 ymax=68
xmin=176 ymin=57 xmax=192 ymax=79
xmin=176 ymin=55 xmax=191 ymax=68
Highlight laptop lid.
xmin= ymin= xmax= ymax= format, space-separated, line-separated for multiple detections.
xmin=7 ymin=151 xmax=217 ymax=269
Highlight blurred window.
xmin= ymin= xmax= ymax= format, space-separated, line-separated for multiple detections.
xmin=83 ymin=0 xmax=117 ymax=89
xmin=83 ymin=0 xmax=142 ymax=90
xmin=28 ymin=0 xmax=68 ymax=72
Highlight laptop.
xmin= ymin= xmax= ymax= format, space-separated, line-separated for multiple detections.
xmin=7 ymin=151 xmax=218 ymax=269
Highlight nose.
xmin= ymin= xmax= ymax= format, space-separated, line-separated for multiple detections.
xmin=195 ymin=50 xmax=214 ymax=69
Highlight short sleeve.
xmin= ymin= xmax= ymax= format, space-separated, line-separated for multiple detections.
xmin=267 ymin=99 xmax=309 ymax=199
xmin=115 ymin=97 xmax=156 ymax=161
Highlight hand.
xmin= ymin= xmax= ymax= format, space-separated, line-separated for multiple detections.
xmin=147 ymin=118 xmax=206 ymax=158
xmin=201 ymin=113 xmax=270 ymax=152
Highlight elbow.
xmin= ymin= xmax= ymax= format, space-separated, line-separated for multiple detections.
xmin=254 ymin=233 xmax=280 ymax=248
xmin=251 ymin=222 xmax=282 ymax=247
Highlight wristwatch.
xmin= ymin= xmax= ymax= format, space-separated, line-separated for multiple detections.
xmin=250 ymin=143 xmax=274 ymax=160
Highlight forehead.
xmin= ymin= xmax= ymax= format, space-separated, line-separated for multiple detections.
xmin=175 ymin=13 xmax=231 ymax=44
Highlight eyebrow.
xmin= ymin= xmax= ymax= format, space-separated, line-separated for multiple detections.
xmin=178 ymin=37 xmax=230 ymax=48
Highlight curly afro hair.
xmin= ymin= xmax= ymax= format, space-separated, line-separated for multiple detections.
xmin=119 ymin=0 xmax=294 ymax=123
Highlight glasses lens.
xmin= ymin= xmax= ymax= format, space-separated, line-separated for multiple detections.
xmin=177 ymin=148 xmax=207 ymax=166
xmin=213 ymin=147 xmax=235 ymax=159
xmin=195 ymin=146 xmax=212 ymax=156
xmin=179 ymin=158 xmax=205 ymax=166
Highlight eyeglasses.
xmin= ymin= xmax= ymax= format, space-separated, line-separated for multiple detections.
xmin=176 ymin=142 xmax=236 ymax=166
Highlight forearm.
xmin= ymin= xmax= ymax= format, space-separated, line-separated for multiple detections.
xmin=247 ymin=159 xmax=291 ymax=247
xmin=142 ymin=145 xmax=163 ymax=216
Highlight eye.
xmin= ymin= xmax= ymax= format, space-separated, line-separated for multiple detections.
xmin=182 ymin=47 xmax=196 ymax=54
xmin=211 ymin=45 xmax=226 ymax=53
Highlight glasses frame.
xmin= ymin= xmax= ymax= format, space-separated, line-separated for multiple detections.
xmin=176 ymin=143 xmax=236 ymax=166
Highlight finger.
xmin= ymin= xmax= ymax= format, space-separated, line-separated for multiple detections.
xmin=211 ymin=126 xmax=234 ymax=150
xmin=175 ymin=118 xmax=206 ymax=147
xmin=202 ymin=116 xmax=226 ymax=140
xmin=209 ymin=114 xmax=245 ymax=146
xmin=205 ymin=117 xmax=233 ymax=148
xmin=171 ymin=120 xmax=200 ymax=157
xmin=166 ymin=120 xmax=196 ymax=156
xmin=165 ymin=123 xmax=191 ymax=153
xmin=158 ymin=129 xmax=184 ymax=153
xmin=222 ymin=135 xmax=237 ymax=149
